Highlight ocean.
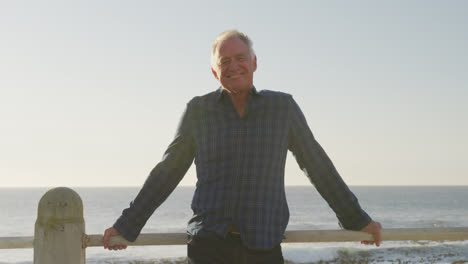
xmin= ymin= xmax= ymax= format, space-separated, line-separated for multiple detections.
xmin=0 ymin=186 xmax=467 ymax=264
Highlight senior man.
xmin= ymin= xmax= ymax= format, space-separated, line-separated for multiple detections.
xmin=103 ymin=30 xmax=382 ymax=264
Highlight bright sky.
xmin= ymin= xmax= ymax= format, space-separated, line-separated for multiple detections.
xmin=1 ymin=1 xmax=467 ymax=187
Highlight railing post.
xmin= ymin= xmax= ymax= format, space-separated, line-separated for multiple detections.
xmin=34 ymin=187 xmax=85 ymax=264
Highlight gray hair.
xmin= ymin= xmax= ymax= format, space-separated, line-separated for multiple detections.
xmin=211 ymin=30 xmax=255 ymax=67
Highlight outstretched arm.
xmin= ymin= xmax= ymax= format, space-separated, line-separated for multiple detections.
xmin=103 ymin=100 xmax=196 ymax=250
xmin=287 ymin=95 xmax=382 ymax=247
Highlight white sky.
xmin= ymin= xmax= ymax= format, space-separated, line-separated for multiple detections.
xmin=1 ymin=1 xmax=467 ymax=187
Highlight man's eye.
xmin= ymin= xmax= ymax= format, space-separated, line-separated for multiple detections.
xmin=221 ymin=60 xmax=230 ymax=65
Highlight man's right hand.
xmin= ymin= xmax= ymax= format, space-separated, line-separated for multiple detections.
xmin=360 ymin=221 xmax=383 ymax=247
xmin=103 ymin=227 xmax=128 ymax=250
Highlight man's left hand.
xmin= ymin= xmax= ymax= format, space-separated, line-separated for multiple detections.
xmin=360 ymin=221 xmax=382 ymax=247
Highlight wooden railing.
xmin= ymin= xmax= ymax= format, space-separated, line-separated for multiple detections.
xmin=1 ymin=187 xmax=467 ymax=263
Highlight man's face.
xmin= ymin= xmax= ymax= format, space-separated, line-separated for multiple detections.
xmin=211 ymin=37 xmax=257 ymax=93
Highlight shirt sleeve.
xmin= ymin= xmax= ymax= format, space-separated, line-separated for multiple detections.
xmin=287 ymin=95 xmax=372 ymax=231
xmin=113 ymin=100 xmax=196 ymax=242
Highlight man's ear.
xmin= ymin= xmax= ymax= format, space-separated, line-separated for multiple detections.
xmin=211 ymin=67 xmax=219 ymax=80
xmin=253 ymin=55 xmax=257 ymax=72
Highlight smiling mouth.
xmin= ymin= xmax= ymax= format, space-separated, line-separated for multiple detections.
xmin=227 ymin=73 xmax=244 ymax=79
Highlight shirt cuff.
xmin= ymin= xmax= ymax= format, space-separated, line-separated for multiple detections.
xmin=113 ymin=215 xmax=142 ymax=242
xmin=338 ymin=210 xmax=372 ymax=231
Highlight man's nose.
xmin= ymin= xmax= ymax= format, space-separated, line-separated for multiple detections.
xmin=228 ymin=60 xmax=240 ymax=71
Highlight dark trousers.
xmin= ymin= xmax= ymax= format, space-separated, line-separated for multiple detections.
xmin=187 ymin=233 xmax=284 ymax=264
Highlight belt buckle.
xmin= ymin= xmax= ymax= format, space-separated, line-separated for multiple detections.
xmin=227 ymin=225 xmax=241 ymax=239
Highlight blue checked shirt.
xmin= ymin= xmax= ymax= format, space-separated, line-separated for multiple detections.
xmin=113 ymin=87 xmax=372 ymax=250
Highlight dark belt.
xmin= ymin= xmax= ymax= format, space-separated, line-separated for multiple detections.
xmin=228 ymin=225 xmax=241 ymax=238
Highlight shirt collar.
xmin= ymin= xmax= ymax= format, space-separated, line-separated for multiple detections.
xmin=216 ymin=86 xmax=261 ymax=102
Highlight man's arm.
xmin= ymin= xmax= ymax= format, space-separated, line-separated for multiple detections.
xmin=103 ymin=100 xmax=196 ymax=249
xmin=286 ymin=95 xmax=382 ymax=246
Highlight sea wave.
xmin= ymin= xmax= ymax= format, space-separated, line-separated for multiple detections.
xmin=83 ymin=240 xmax=468 ymax=264
xmin=3 ymin=241 xmax=466 ymax=264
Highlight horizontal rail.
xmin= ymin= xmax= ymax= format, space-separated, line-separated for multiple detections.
xmin=0 ymin=236 xmax=34 ymax=249
xmin=86 ymin=233 xmax=186 ymax=247
xmin=283 ymin=227 xmax=468 ymax=243
xmin=2 ymin=228 xmax=468 ymax=249
xmin=86 ymin=227 xmax=468 ymax=247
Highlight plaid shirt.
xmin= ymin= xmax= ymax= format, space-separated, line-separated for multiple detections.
xmin=113 ymin=87 xmax=372 ymax=250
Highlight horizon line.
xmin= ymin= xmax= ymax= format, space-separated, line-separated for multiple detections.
xmin=1 ymin=184 xmax=467 ymax=188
